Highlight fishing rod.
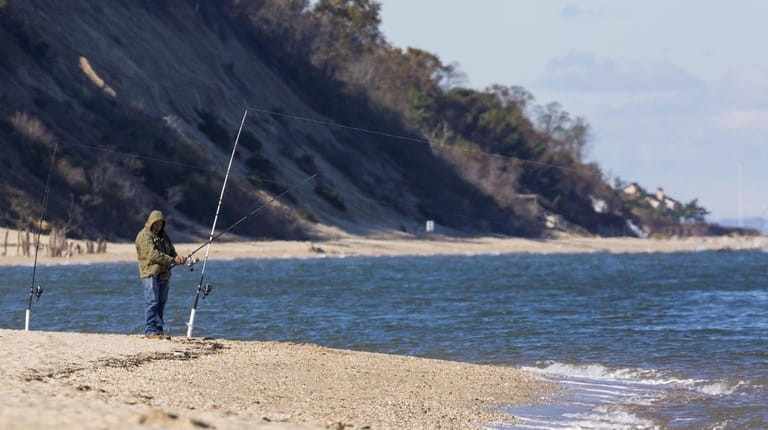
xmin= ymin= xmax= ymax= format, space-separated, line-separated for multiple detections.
xmin=25 ymin=142 xmax=58 ymax=331
xmin=185 ymin=109 xmax=247 ymax=339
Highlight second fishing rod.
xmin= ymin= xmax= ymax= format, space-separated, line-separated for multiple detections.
xmin=183 ymin=108 xmax=247 ymax=339
xmin=182 ymin=108 xmax=317 ymax=337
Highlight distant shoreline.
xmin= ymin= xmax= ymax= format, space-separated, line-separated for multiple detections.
xmin=1 ymin=231 xmax=765 ymax=267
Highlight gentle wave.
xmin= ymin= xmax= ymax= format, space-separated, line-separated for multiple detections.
xmin=526 ymin=361 xmax=749 ymax=396
xmin=509 ymin=361 xmax=752 ymax=429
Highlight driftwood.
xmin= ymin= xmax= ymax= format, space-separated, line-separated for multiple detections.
xmin=78 ymin=237 xmax=108 ymax=256
xmin=48 ymin=227 xmax=68 ymax=257
xmin=6 ymin=227 xmax=108 ymax=258
xmin=18 ymin=229 xmax=31 ymax=257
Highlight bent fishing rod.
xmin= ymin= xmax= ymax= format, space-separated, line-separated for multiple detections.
xmin=25 ymin=142 xmax=58 ymax=331
xmin=186 ymin=109 xmax=247 ymax=339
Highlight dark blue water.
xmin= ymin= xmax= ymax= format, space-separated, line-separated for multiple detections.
xmin=2 ymin=251 xmax=766 ymax=429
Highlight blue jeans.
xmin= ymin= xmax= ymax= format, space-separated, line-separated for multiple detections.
xmin=143 ymin=277 xmax=169 ymax=335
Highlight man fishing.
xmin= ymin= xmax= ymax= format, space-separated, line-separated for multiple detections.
xmin=135 ymin=210 xmax=186 ymax=339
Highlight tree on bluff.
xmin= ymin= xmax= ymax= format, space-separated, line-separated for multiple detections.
xmin=533 ymin=102 xmax=591 ymax=162
xmin=677 ymin=198 xmax=710 ymax=223
xmin=313 ymin=0 xmax=382 ymax=51
xmin=311 ymin=0 xmax=383 ymax=75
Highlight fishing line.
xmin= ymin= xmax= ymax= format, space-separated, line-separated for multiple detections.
xmin=246 ymin=106 xmax=428 ymax=144
xmin=314 ymin=183 xmax=527 ymax=232
xmin=186 ymin=109 xmax=248 ymax=339
xmin=246 ymin=106 xmax=599 ymax=176
xmin=25 ymin=142 xmax=58 ymax=331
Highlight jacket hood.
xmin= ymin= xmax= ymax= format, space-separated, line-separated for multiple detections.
xmin=144 ymin=210 xmax=166 ymax=230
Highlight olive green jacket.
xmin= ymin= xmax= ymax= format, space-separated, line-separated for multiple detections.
xmin=135 ymin=210 xmax=178 ymax=280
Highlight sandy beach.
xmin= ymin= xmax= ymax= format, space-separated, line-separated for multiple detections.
xmin=1 ymin=228 xmax=766 ymax=267
xmin=0 ymin=329 xmax=554 ymax=429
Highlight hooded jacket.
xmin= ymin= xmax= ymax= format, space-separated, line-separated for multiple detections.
xmin=135 ymin=210 xmax=178 ymax=280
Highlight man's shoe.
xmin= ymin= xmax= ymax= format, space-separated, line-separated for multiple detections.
xmin=146 ymin=333 xmax=171 ymax=340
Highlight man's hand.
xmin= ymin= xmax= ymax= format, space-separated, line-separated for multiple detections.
xmin=174 ymin=255 xmax=187 ymax=265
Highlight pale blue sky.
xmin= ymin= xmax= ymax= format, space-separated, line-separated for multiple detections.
xmin=377 ymin=0 xmax=768 ymax=221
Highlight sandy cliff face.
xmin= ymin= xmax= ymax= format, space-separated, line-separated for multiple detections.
xmin=10 ymin=1 xmax=280 ymax=123
xmin=0 ymin=0 xmax=421 ymax=240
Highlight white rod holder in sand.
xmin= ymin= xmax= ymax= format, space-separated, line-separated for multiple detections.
xmin=186 ymin=308 xmax=196 ymax=338
xmin=24 ymin=309 xmax=30 ymax=331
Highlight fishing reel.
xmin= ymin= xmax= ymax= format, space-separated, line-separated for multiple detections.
xmin=202 ymin=283 xmax=213 ymax=298
xmin=185 ymin=257 xmax=200 ymax=271
xmin=32 ymin=285 xmax=44 ymax=302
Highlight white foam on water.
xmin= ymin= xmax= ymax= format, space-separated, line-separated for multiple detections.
xmin=503 ymin=361 xmax=743 ymax=430
xmin=524 ymin=361 xmax=670 ymax=384
xmin=524 ymin=361 xmax=743 ymax=393
xmin=504 ymin=361 xmax=762 ymax=429
xmin=563 ymin=408 xmax=658 ymax=429
xmin=696 ymin=380 xmax=744 ymax=396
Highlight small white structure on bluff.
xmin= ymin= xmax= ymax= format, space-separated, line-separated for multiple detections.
xmin=589 ymin=195 xmax=609 ymax=214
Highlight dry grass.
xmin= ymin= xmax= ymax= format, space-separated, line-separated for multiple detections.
xmin=10 ymin=112 xmax=55 ymax=146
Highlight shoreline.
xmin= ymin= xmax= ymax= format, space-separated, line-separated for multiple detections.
xmin=0 ymin=233 xmax=765 ymax=267
xmin=0 ymin=329 xmax=556 ymax=429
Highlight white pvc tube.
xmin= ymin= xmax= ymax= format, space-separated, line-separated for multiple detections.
xmin=186 ymin=308 xmax=196 ymax=338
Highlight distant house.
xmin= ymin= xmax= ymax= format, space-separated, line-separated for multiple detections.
xmin=623 ymin=183 xmax=681 ymax=214
xmin=622 ymin=182 xmax=643 ymax=197
xmin=651 ymin=188 xmax=681 ymax=213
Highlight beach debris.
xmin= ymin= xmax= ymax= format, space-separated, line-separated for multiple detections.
xmin=136 ymin=409 xmax=212 ymax=428
xmin=308 ymin=242 xmax=325 ymax=254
